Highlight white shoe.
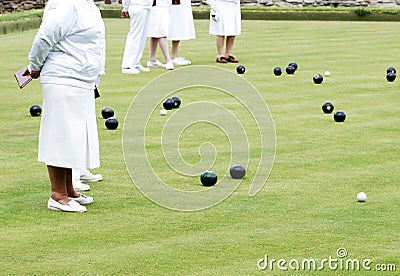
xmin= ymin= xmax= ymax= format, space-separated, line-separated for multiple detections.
xmin=165 ymin=61 xmax=174 ymax=70
xmin=122 ymin=67 xmax=140 ymax=74
xmin=73 ymin=179 xmax=91 ymax=191
xmin=47 ymin=198 xmax=87 ymax=212
xmin=80 ymin=171 xmax=103 ymax=182
xmin=147 ymin=60 xmax=165 ymax=68
xmin=135 ymin=64 xmax=150 ymax=72
xmin=172 ymin=57 xmax=191 ymax=66
xmin=69 ymin=193 xmax=94 ymax=205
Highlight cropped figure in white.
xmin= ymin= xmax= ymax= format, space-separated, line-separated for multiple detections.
xmin=121 ymin=0 xmax=153 ymax=74
xmin=167 ymin=0 xmax=196 ymax=66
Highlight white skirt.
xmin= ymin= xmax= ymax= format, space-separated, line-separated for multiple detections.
xmin=148 ymin=6 xmax=169 ymax=38
xmin=209 ymin=1 xmax=241 ymax=36
xmin=168 ymin=0 xmax=196 ymax=41
xmin=38 ymin=84 xmax=100 ymax=169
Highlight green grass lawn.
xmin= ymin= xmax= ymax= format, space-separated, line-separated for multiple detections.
xmin=1 ymin=19 xmax=399 ymax=275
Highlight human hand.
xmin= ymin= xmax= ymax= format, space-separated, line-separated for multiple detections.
xmin=22 ymin=67 xmax=31 ymax=77
xmin=121 ymin=10 xmax=129 ymax=18
xmin=30 ymin=70 xmax=40 ymax=79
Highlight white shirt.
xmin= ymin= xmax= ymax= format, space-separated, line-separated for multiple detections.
xmin=29 ymin=0 xmax=105 ymax=89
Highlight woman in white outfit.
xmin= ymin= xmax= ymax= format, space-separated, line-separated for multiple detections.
xmin=208 ymin=0 xmax=241 ymax=63
xmin=147 ymin=0 xmax=174 ymax=70
xmin=167 ymin=0 xmax=196 ymax=65
xmin=26 ymin=0 xmax=105 ymax=212
xmin=121 ymin=0 xmax=153 ymax=74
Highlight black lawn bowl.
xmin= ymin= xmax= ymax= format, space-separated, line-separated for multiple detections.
xmin=273 ymin=66 xmax=282 ymax=76
xmin=286 ymin=66 xmax=296 ymax=75
xmin=288 ymin=62 xmax=298 ymax=71
xmin=313 ymin=74 xmax=324 ymax=84
xmin=29 ymin=104 xmax=42 ymax=117
xmin=322 ymin=102 xmax=334 ymax=114
xmin=387 ymin=67 xmax=396 ymax=74
xmin=386 ymin=72 xmax=396 ymax=82
xmin=163 ymin=98 xmax=175 ymax=110
xmin=105 ymin=117 xmax=119 ymax=130
xmin=171 ymin=96 xmax=181 ymax=108
xmin=101 ymin=107 xmax=114 ymax=119
xmin=236 ymin=65 xmax=245 ymax=74
xmin=200 ymin=171 xmax=218 ymax=187
xmin=334 ymin=111 xmax=346 ymax=122
xmin=230 ymin=164 xmax=246 ymax=179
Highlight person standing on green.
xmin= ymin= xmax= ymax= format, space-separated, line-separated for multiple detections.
xmin=27 ymin=0 xmax=105 ymax=212
xmin=208 ymin=0 xmax=241 ymax=63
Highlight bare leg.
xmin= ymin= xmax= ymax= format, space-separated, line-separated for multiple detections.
xmin=149 ymin=37 xmax=159 ymax=62
xmin=66 ymin=168 xmax=79 ymax=198
xmin=47 ymin=165 xmax=70 ymax=204
xmin=171 ymin=40 xmax=180 ymax=60
xmin=225 ymin=36 xmax=236 ymax=57
xmin=158 ymin=37 xmax=171 ymax=63
xmin=216 ymin=35 xmax=225 ymax=57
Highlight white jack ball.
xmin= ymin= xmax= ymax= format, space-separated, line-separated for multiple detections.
xmin=357 ymin=192 xmax=367 ymax=202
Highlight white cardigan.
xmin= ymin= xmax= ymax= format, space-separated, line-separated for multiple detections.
xmin=29 ymin=0 xmax=105 ymax=89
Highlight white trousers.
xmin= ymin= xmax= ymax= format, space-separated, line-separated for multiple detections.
xmin=122 ymin=6 xmax=151 ymax=69
xmin=72 ymin=168 xmax=87 ymax=180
